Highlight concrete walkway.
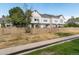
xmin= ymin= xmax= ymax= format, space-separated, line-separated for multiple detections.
xmin=0 ymin=34 xmax=79 ymax=55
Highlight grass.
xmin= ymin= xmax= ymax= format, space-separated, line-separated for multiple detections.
xmin=26 ymin=38 xmax=79 ymax=55
xmin=0 ymin=27 xmax=78 ymax=49
xmin=55 ymin=32 xmax=73 ymax=37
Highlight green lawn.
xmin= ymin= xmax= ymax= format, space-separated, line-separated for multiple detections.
xmin=26 ymin=38 xmax=79 ymax=55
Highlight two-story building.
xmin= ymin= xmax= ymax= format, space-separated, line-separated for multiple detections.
xmin=31 ymin=10 xmax=66 ymax=28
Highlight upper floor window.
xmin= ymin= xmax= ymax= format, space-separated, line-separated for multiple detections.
xmin=54 ymin=20 xmax=58 ymax=22
xmin=44 ymin=20 xmax=47 ymax=22
xmin=60 ymin=19 xmax=63 ymax=23
xmin=34 ymin=19 xmax=39 ymax=21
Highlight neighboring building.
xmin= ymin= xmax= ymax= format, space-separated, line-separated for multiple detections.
xmin=31 ymin=10 xmax=66 ymax=28
xmin=0 ymin=17 xmax=12 ymax=27
xmin=66 ymin=18 xmax=79 ymax=24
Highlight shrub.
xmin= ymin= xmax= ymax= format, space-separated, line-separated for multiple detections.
xmin=25 ymin=27 xmax=31 ymax=33
xmin=64 ymin=23 xmax=79 ymax=27
xmin=56 ymin=32 xmax=73 ymax=37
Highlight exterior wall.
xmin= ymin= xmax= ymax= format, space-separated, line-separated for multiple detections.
xmin=5 ymin=23 xmax=13 ymax=27
xmin=51 ymin=16 xmax=65 ymax=25
xmin=59 ymin=16 xmax=65 ymax=24
xmin=31 ymin=11 xmax=51 ymax=24
xmin=41 ymin=18 xmax=50 ymax=24
xmin=52 ymin=18 xmax=60 ymax=24
xmin=0 ymin=24 xmax=1 ymax=28
xmin=31 ymin=11 xmax=42 ymax=24
xmin=75 ymin=22 xmax=79 ymax=24
xmin=31 ymin=11 xmax=65 ymax=28
xmin=40 ymin=24 xmax=46 ymax=28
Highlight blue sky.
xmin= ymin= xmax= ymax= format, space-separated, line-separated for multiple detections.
xmin=0 ymin=3 xmax=79 ymax=19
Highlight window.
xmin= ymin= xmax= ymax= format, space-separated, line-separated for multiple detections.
xmin=60 ymin=19 xmax=63 ymax=23
xmin=34 ymin=19 xmax=39 ymax=21
xmin=44 ymin=20 xmax=47 ymax=22
xmin=54 ymin=20 xmax=58 ymax=22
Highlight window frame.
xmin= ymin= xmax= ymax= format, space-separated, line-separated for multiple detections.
xmin=34 ymin=19 xmax=39 ymax=21
xmin=44 ymin=20 xmax=47 ymax=22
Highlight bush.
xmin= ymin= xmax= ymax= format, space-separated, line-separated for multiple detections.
xmin=64 ymin=23 xmax=79 ymax=27
xmin=25 ymin=27 xmax=31 ymax=33
xmin=56 ymin=32 xmax=73 ymax=37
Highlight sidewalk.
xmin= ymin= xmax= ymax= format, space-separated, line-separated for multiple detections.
xmin=0 ymin=34 xmax=79 ymax=55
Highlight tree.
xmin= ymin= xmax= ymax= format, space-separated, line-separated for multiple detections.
xmin=1 ymin=15 xmax=6 ymax=28
xmin=25 ymin=9 xmax=32 ymax=26
xmin=5 ymin=16 xmax=12 ymax=23
xmin=9 ymin=6 xmax=33 ymax=33
xmin=24 ymin=9 xmax=32 ymax=33
xmin=23 ymin=4 xmax=33 ymax=26
xmin=9 ymin=7 xmax=26 ymax=27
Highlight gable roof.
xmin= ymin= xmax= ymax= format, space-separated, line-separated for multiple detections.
xmin=33 ymin=10 xmax=64 ymax=19
xmin=40 ymin=14 xmax=63 ymax=18
xmin=67 ymin=19 xmax=79 ymax=24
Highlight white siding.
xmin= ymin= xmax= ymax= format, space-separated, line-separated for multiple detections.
xmin=0 ymin=24 xmax=1 ymax=28
xmin=51 ymin=16 xmax=65 ymax=24
xmin=31 ymin=11 xmax=42 ymax=24
xmin=41 ymin=18 xmax=50 ymax=24
xmin=52 ymin=18 xmax=60 ymax=24
xmin=40 ymin=24 xmax=45 ymax=28
xmin=31 ymin=11 xmax=66 ymax=27
xmin=59 ymin=16 xmax=65 ymax=24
